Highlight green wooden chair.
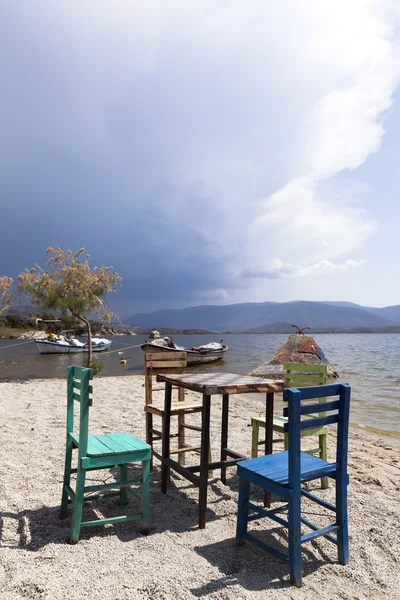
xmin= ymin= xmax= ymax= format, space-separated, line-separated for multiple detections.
xmin=60 ymin=366 xmax=151 ymax=543
xmin=251 ymin=362 xmax=329 ymax=489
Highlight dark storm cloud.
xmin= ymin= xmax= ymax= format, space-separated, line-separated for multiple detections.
xmin=0 ymin=2 xmax=238 ymax=315
xmin=0 ymin=2 xmax=397 ymax=316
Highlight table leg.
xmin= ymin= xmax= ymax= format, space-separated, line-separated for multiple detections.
xmin=199 ymin=393 xmax=211 ymax=529
xmin=177 ymin=386 xmax=185 ymax=466
xmin=161 ymin=382 xmax=173 ymax=494
xmin=221 ymin=394 xmax=229 ymax=484
xmin=264 ymin=392 xmax=274 ymax=507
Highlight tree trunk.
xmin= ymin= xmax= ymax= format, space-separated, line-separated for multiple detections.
xmin=76 ymin=314 xmax=92 ymax=368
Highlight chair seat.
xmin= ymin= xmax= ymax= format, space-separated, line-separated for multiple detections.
xmin=145 ymin=401 xmax=202 ymax=416
xmin=70 ymin=431 xmax=151 ymax=457
xmin=238 ymin=451 xmax=338 ymax=486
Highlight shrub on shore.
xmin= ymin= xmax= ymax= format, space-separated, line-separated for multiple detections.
xmin=81 ymin=356 xmax=105 ymax=376
xmin=0 ymin=314 xmax=30 ymax=331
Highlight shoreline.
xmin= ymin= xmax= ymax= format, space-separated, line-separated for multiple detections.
xmin=4 ymin=329 xmax=400 ymax=341
xmin=0 ymin=329 xmax=137 ymax=340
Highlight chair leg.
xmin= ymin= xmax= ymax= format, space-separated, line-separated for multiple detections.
xmin=140 ymin=459 xmax=150 ymax=535
xmin=236 ymin=477 xmax=250 ymax=545
xmin=69 ymin=468 xmax=86 ymax=544
xmin=284 ymin=433 xmax=289 ymax=451
xmin=336 ymin=472 xmax=349 ymax=565
xmin=251 ymin=419 xmax=259 ymax=458
xmin=288 ymin=489 xmax=302 ymax=587
xmin=146 ymin=412 xmax=154 ymax=470
xmin=120 ymin=464 xmax=128 ymax=506
xmin=60 ymin=440 xmax=73 ymax=518
xmin=177 ymin=413 xmax=185 ymax=466
xmin=207 ymin=446 xmax=213 ymax=479
xmin=319 ymin=434 xmax=328 ymax=489
xmin=221 ymin=394 xmax=229 ymax=483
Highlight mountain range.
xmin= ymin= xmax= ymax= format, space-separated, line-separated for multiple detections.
xmin=125 ymin=301 xmax=400 ymax=332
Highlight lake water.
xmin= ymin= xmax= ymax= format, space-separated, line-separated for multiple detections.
xmin=1 ymin=333 xmax=399 ymax=438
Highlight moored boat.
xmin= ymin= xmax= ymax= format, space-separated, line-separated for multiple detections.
xmin=35 ymin=334 xmax=112 ymax=355
xmin=141 ymin=336 xmax=228 ymax=365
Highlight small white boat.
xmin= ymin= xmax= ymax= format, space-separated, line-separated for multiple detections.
xmin=141 ymin=337 xmax=228 ymax=365
xmin=35 ymin=334 xmax=112 ymax=355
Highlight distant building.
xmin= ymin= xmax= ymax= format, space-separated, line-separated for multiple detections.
xmin=26 ymin=316 xmax=42 ymax=327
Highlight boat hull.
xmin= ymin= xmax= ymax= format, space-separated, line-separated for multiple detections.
xmin=35 ymin=340 xmax=70 ymax=354
xmin=67 ymin=343 xmax=112 ymax=354
xmin=141 ymin=342 xmax=228 ymax=366
xmin=35 ymin=340 xmax=112 ymax=355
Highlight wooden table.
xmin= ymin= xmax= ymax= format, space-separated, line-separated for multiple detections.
xmin=157 ymin=372 xmax=284 ymax=528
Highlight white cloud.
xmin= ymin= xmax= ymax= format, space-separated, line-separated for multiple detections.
xmin=242 ymin=258 xmax=366 ymax=280
xmin=248 ymin=177 xmax=377 ymax=266
xmin=245 ymin=1 xmax=400 ymax=276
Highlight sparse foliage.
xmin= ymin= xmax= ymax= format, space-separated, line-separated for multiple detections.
xmin=17 ymin=247 xmax=122 ymax=367
xmin=0 ymin=276 xmax=14 ymax=316
xmin=82 ymin=356 xmax=105 ymax=376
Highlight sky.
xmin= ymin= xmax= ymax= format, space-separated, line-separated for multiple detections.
xmin=1 ymin=1 xmax=400 ymax=318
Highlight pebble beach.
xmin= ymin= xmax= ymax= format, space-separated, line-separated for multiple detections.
xmin=0 ymin=375 xmax=399 ymax=600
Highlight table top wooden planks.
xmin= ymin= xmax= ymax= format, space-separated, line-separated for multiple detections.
xmin=156 ymin=372 xmax=284 ymax=396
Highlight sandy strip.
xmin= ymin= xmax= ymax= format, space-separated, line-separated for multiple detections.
xmin=0 ymin=376 xmax=399 ymax=600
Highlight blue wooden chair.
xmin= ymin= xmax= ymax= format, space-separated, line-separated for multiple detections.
xmin=60 ymin=366 xmax=152 ymax=543
xmin=236 ymin=383 xmax=350 ymax=587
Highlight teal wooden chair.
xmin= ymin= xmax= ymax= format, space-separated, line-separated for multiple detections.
xmin=60 ymin=366 xmax=151 ymax=543
xmin=237 ymin=383 xmax=351 ymax=587
xmin=251 ymin=362 xmax=329 ymax=489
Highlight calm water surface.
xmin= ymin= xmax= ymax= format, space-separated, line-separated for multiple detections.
xmin=1 ymin=333 xmax=399 ymax=437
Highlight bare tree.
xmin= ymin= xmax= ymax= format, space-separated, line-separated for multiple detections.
xmin=17 ymin=247 xmax=122 ymax=367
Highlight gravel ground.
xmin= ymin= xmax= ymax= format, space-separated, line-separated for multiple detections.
xmin=0 ymin=375 xmax=399 ymax=600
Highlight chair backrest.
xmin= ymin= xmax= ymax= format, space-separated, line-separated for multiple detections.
xmin=283 ymin=383 xmax=351 ymax=486
xmin=144 ymin=351 xmax=187 ymax=406
xmin=284 ymin=362 xmax=326 ymax=387
xmin=66 ymin=365 xmax=93 ymax=456
xmin=284 ymin=362 xmax=327 ymax=418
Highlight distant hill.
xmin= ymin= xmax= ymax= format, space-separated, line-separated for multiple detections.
xmin=247 ymin=322 xmax=294 ymax=333
xmin=126 ymin=300 xmax=400 ymax=332
xmin=368 ymin=305 xmax=400 ymax=321
xmin=4 ymin=305 xmax=38 ymax=316
xmin=320 ymin=301 xmax=400 ymax=322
